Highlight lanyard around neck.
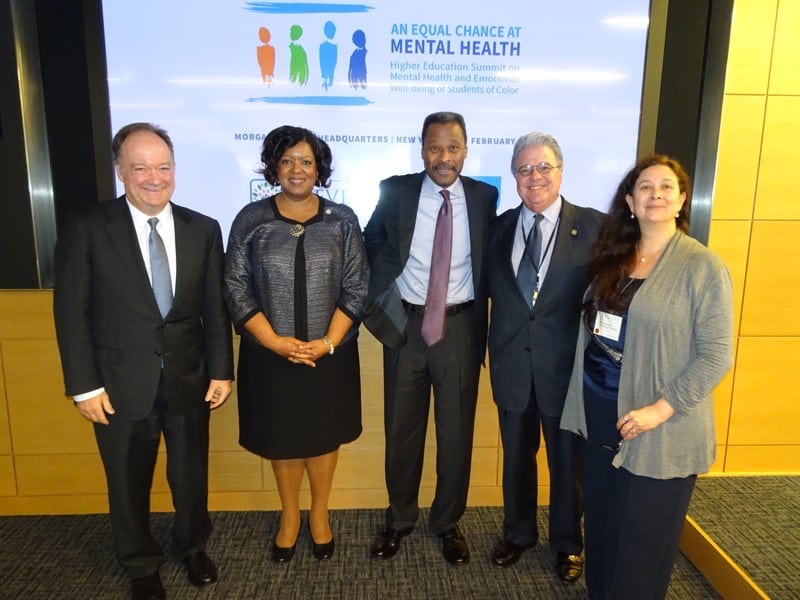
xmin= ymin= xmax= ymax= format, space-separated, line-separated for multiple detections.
xmin=522 ymin=215 xmax=559 ymax=273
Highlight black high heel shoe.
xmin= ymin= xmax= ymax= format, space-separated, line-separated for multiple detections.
xmin=309 ymin=523 xmax=335 ymax=560
xmin=271 ymin=537 xmax=297 ymax=563
xmin=312 ymin=537 xmax=335 ymax=560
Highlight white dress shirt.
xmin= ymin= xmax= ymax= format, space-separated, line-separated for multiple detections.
xmin=511 ymin=195 xmax=562 ymax=298
xmin=396 ymin=175 xmax=474 ymax=305
xmin=74 ymin=199 xmax=176 ymax=402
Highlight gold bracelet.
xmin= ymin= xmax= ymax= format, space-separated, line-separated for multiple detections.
xmin=322 ymin=336 xmax=335 ymax=355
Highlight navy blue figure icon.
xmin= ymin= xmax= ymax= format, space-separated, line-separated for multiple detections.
xmin=348 ymin=29 xmax=367 ymax=90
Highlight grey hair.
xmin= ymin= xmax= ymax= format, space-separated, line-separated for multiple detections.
xmin=510 ymin=131 xmax=564 ymax=174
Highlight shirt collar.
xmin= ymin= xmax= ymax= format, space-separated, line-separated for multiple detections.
xmin=126 ymin=198 xmax=173 ymax=229
xmin=422 ymin=173 xmax=465 ymax=200
xmin=520 ymin=195 xmax=562 ymax=226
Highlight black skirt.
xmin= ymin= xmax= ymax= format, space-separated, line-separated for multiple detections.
xmin=237 ymin=335 xmax=362 ymax=459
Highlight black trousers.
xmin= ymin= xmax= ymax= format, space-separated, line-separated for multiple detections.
xmin=579 ymin=436 xmax=696 ymax=600
xmin=382 ymin=306 xmax=481 ymax=534
xmin=94 ymin=375 xmax=211 ymax=578
xmin=498 ymin=404 xmax=583 ymax=554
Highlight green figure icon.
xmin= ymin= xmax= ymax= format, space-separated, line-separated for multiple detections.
xmin=289 ymin=24 xmax=309 ymax=86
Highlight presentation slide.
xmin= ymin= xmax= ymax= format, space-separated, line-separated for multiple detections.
xmin=101 ymin=0 xmax=649 ymax=240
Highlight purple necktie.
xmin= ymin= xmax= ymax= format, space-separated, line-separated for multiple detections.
xmin=421 ymin=189 xmax=453 ymax=346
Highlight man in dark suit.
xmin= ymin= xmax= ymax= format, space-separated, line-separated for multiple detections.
xmin=486 ymin=132 xmax=604 ymax=581
xmin=53 ymin=123 xmax=234 ymax=600
xmin=363 ymin=112 xmax=497 ymax=566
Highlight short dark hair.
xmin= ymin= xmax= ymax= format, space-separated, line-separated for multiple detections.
xmin=421 ymin=111 xmax=467 ymax=144
xmin=111 ymin=122 xmax=174 ymax=163
xmin=259 ymin=125 xmax=333 ymax=187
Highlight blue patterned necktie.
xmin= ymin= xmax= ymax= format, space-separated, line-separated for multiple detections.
xmin=516 ymin=213 xmax=543 ymax=308
xmin=147 ymin=217 xmax=173 ymax=318
xmin=421 ymin=189 xmax=453 ymax=346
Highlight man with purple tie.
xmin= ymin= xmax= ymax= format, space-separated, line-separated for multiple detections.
xmin=363 ymin=112 xmax=497 ymax=566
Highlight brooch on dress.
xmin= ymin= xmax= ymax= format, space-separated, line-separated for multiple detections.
xmin=290 ymin=224 xmax=305 ymax=237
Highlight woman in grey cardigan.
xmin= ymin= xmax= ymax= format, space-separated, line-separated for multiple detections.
xmin=560 ymin=155 xmax=733 ymax=600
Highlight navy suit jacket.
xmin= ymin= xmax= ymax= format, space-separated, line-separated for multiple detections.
xmin=53 ymin=196 xmax=234 ymax=420
xmin=362 ymin=172 xmax=497 ymax=359
xmin=487 ymin=198 xmax=604 ymax=417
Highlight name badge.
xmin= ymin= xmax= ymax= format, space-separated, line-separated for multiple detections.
xmin=593 ymin=311 xmax=622 ymax=342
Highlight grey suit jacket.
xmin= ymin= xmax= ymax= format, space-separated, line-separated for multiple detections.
xmin=362 ymin=172 xmax=498 ymax=357
xmin=487 ymin=198 xmax=604 ymax=416
xmin=53 ymin=196 xmax=234 ymax=420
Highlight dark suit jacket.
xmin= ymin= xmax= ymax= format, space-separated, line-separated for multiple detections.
xmin=53 ymin=196 xmax=234 ymax=420
xmin=362 ymin=172 xmax=497 ymax=360
xmin=487 ymin=198 xmax=604 ymax=417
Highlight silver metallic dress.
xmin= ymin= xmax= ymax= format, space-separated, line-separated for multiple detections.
xmin=224 ymin=195 xmax=369 ymax=459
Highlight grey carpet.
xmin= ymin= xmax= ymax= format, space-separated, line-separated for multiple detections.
xmin=690 ymin=475 xmax=800 ymax=599
xmin=0 ymin=506 xmax=718 ymax=599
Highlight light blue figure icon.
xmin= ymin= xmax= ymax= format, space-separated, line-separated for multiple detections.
xmin=288 ymin=24 xmax=309 ymax=85
xmin=348 ymin=29 xmax=367 ymax=90
xmin=319 ymin=21 xmax=338 ymax=91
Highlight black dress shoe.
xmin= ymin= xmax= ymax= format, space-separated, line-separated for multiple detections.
xmin=555 ymin=552 xmax=584 ymax=582
xmin=312 ymin=536 xmax=335 ymax=560
xmin=440 ymin=524 xmax=470 ymax=566
xmin=183 ymin=550 xmax=218 ymax=586
xmin=271 ymin=538 xmax=297 ymax=563
xmin=370 ymin=526 xmax=413 ymax=559
xmin=491 ymin=539 xmax=530 ymax=568
xmin=131 ymin=573 xmax=166 ymax=600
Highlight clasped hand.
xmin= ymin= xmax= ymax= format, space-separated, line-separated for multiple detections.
xmin=273 ymin=336 xmax=328 ymax=367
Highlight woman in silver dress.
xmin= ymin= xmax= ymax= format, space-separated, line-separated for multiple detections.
xmin=225 ymin=125 xmax=368 ymax=562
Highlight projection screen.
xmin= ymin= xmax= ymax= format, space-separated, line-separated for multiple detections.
xmin=101 ymin=0 xmax=650 ymax=240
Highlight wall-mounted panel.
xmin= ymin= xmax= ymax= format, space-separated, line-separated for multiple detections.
xmin=724 ymin=0 xmax=776 ymax=94
xmin=725 ymin=445 xmax=800 ymax=472
xmin=4 ymin=339 xmax=96 ymax=455
xmin=712 ymin=95 xmax=765 ymax=220
xmin=728 ymin=336 xmax=800 ymax=445
xmin=708 ymin=219 xmax=751 ymax=335
xmin=768 ymin=0 xmax=800 ymax=95
xmin=739 ymin=221 xmax=800 ymax=335
xmin=755 ymin=96 xmax=800 ymax=219
xmin=0 ymin=350 xmax=11 ymax=455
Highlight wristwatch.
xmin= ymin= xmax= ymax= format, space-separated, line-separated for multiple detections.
xmin=322 ymin=336 xmax=335 ymax=355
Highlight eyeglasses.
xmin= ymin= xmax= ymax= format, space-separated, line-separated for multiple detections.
xmin=515 ymin=162 xmax=561 ymax=177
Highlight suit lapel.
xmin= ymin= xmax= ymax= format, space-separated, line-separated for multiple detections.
xmin=534 ymin=198 xmax=578 ymax=309
xmin=398 ymin=174 xmax=424 ymax=264
xmin=463 ymin=178 xmax=487 ymax=285
xmin=499 ymin=206 xmax=524 ymax=302
xmin=171 ymin=204 xmax=197 ymax=311
xmin=104 ymin=198 xmax=160 ymax=313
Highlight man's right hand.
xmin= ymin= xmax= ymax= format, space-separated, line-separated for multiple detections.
xmin=76 ymin=391 xmax=115 ymax=425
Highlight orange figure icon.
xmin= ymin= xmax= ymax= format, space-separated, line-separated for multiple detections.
xmin=257 ymin=27 xmax=276 ymax=86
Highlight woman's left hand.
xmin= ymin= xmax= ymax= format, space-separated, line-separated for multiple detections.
xmin=617 ymin=398 xmax=676 ymax=441
xmin=288 ymin=339 xmax=329 ymax=367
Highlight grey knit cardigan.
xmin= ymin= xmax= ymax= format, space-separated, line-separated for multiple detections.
xmin=560 ymin=231 xmax=734 ymax=479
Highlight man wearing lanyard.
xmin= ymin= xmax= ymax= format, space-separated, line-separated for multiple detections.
xmin=485 ymin=132 xmax=604 ymax=581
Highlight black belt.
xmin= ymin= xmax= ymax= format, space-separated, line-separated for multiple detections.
xmin=402 ymin=300 xmax=474 ymax=316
